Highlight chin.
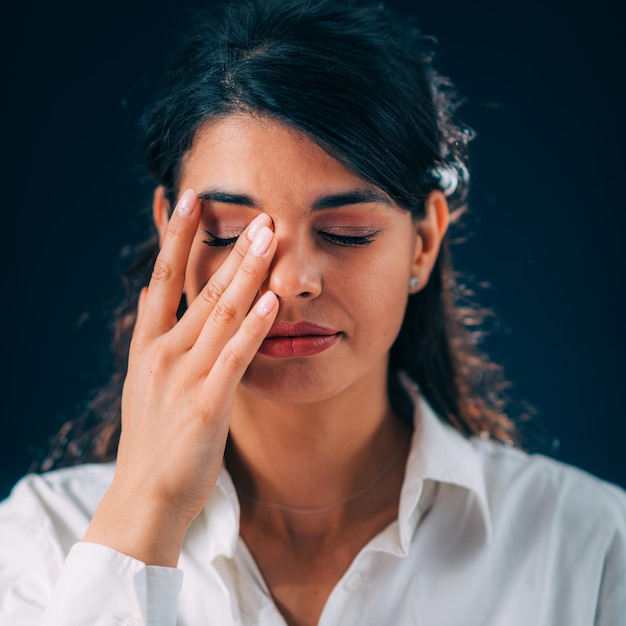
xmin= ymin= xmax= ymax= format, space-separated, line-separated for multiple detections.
xmin=240 ymin=348 xmax=391 ymax=406
xmin=240 ymin=357 xmax=350 ymax=405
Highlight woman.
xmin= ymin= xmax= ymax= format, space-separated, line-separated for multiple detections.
xmin=1 ymin=0 xmax=624 ymax=624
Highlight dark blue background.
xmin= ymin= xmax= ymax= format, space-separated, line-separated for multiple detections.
xmin=1 ymin=0 xmax=624 ymax=499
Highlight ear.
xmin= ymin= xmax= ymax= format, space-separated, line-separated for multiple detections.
xmin=409 ymin=190 xmax=450 ymax=293
xmin=152 ymin=185 xmax=171 ymax=246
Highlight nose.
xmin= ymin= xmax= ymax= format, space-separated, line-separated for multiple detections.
xmin=264 ymin=235 xmax=322 ymax=301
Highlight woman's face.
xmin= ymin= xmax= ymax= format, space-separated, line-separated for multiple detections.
xmin=162 ymin=114 xmax=444 ymax=404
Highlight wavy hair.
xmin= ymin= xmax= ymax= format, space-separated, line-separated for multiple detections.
xmin=38 ymin=0 xmax=521 ymax=471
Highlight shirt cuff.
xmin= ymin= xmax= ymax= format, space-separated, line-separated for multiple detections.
xmin=41 ymin=542 xmax=183 ymax=626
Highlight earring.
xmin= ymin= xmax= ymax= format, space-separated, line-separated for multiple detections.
xmin=409 ymin=277 xmax=419 ymax=290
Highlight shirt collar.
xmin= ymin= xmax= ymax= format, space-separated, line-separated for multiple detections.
xmin=195 ymin=377 xmax=493 ymax=561
xmin=397 ymin=374 xmax=493 ymax=551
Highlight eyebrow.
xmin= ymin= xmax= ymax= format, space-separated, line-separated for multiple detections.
xmin=197 ymin=191 xmax=257 ymax=207
xmin=312 ymin=189 xmax=392 ymax=210
xmin=196 ymin=188 xmax=393 ymax=211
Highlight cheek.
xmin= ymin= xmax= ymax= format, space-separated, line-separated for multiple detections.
xmin=338 ymin=248 xmax=411 ymax=341
xmin=370 ymin=274 xmax=410 ymax=342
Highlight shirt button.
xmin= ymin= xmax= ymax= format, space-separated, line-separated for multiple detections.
xmin=124 ymin=618 xmax=141 ymax=626
xmin=344 ymin=570 xmax=364 ymax=591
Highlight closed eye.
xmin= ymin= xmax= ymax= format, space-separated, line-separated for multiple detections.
xmin=203 ymin=230 xmax=379 ymax=248
xmin=203 ymin=230 xmax=240 ymax=247
xmin=319 ymin=231 xmax=379 ymax=246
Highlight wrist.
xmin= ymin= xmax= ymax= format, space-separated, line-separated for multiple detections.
xmin=83 ymin=481 xmax=192 ymax=567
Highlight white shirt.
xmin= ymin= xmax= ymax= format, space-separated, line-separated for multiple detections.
xmin=1 ymin=387 xmax=625 ymax=626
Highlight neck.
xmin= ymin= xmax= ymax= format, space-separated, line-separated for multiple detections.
xmin=225 ymin=367 xmax=411 ymax=541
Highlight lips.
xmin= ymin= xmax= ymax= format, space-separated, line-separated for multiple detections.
xmin=258 ymin=322 xmax=342 ymax=358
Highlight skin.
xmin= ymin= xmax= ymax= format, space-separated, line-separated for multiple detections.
xmin=84 ymin=114 xmax=449 ymax=626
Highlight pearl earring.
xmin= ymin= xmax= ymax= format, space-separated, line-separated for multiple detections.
xmin=409 ymin=277 xmax=419 ymax=290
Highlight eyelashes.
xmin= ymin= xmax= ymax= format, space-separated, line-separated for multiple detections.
xmin=318 ymin=232 xmax=377 ymax=247
xmin=202 ymin=229 xmax=379 ymax=248
xmin=202 ymin=232 xmax=240 ymax=247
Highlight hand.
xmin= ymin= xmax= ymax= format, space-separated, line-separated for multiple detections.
xmin=84 ymin=189 xmax=278 ymax=565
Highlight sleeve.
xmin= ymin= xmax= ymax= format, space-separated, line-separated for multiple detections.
xmin=594 ymin=520 xmax=626 ymax=626
xmin=41 ymin=543 xmax=183 ymax=626
xmin=0 ymin=474 xmax=183 ymax=626
xmin=1 ymin=534 xmax=183 ymax=626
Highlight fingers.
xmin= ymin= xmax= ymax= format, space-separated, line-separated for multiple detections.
xmin=202 ymin=290 xmax=279 ymax=408
xmin=135 ymin=189 xmax=199 ymax=341
xmin=173 ymin=211 xmax=274 ymax=346
xmin=134 ymin=184 xmax=277 ymax=383
xmin=186 ymin=223 xmax=278 ymax=369
xmin=136 ymin=287 xmax=148 ymax=324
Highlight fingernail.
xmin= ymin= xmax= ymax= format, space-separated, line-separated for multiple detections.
xmin=178 ymin=189 xmax=196 ymax=216
xmin=256 ymin=291 xmax=277 ymax=316
xmin=251 ymin=226 xmax=273 ymax=256
xmin=247 ymin=213 xmax=271 ymax=241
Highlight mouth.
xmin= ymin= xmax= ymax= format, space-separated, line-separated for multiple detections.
xmin=258 ymin=322 xmax=342 ymax=358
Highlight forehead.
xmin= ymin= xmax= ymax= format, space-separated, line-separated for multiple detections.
xmin=178 ymin=114 xmax=376 ymax=197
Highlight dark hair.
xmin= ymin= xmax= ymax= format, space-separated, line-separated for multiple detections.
xmin=39 ymin=0 xmax=520 ymax=471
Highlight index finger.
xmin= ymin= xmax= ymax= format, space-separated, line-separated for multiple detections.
xmin=135 ymin=188 xmax=199 ymax=341
xmin=173 ymin=211 xmax=273 ymax=342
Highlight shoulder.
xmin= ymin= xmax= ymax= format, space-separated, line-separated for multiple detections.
xmin=472 ymin=438 xmax=626 ymax=546
xmin=0 ymin=463 xmax=115 ymax=552
xmin=1 ymin=462 xmax=115 ymax=516
xmin=475 ymin=439 xmax=624 ymax=508
xmin=465 ymin=440 xmax=626 ymax=619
